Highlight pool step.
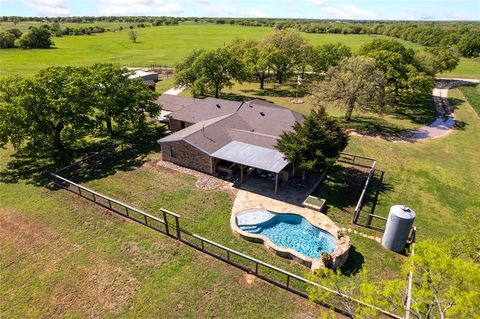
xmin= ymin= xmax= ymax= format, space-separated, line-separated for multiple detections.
xmin=239 ymin=225 xmax=263 ymax=232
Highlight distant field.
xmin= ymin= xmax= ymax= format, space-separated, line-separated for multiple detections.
xmin=1 ymin=24 xmax=477 ymax=79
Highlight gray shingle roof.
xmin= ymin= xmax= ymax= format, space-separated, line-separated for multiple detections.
xmin=159 ymin=97 xmax=304 ymax=170
xmin=155 ymin=94 xmax=195 ymax=112
xmin=170 ymin=97 xmax=243 ymax=123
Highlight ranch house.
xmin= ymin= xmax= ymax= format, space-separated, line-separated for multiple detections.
xmin=157 ymin=95 xmax=304 ymax=193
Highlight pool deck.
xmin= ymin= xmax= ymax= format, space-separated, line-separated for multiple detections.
xmin=233 ymin=190 xmax=341 ymax=236
xmin=232 ymin=190 xmax=351 ymax=271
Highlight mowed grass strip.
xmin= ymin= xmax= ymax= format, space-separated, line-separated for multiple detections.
xmin=459 ymin=84 xmax=480 ymax=116
xmin=1 ymin=23 xmax=478 ymax=78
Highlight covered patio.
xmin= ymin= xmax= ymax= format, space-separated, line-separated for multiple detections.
xmin=211 ymin=141 xmax=291 ymax=193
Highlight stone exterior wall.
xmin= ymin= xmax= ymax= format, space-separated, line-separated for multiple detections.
xmin=168 ymin=119 xmax=193 ymax=132
xmin=161 ymin=140 xmax=212 ymax=174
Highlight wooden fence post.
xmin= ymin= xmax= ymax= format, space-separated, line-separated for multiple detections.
xmin=175 ymin=215 xmax=181 ymax=239
xmin=163 ymin=210 xmax=169 ymax=236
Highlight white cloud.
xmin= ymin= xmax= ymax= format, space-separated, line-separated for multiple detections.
xmin=193 ymin=0 xmax=211 ymax=5
xmin=202 ymin=4 xmax=267 ymax=17
xmin=26 ymin=0 xmax=70 ymax=16
xmin=96 ymin=0 xmax=183 ymax=16
xmin=323 ymin=3 xmax=376 ymax=19
xmin=247 ymin=8 xmax=267 ymax=18
xmin=307 ymin=0 xmax=328 ymax=6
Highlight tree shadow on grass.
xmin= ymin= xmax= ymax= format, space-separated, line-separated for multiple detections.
xmin=346 ymin=116 xmax=409 ymax=139
xmin=392 ymin=93 xmax=437 ymax=126
xmin=239 ymin=83 xmax=308 ymax=99
xmin=340 ymin=245 xmax=364 ymax=276
xmin=318 ymin=164 xmax=393 ymax=219
xmin=314 ymin=164 xmax=370 ymax=214
xmin=0 ymin=125 xmax=165 ymax=187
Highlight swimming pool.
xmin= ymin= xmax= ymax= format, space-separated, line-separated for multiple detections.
xmin=235 ymin=209 xmax=337 ymax=259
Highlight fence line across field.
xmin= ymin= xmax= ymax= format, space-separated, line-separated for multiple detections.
xmin=51 ymin=172 xmax=403 ymax=319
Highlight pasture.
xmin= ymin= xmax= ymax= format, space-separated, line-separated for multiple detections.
xmin=1 ymin=24 xmax=478 ymax=78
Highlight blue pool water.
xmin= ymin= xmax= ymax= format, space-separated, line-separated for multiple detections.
xmin=237 ymin=211 xmax=337 ymax=258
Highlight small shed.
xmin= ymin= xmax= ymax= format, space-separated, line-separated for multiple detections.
xmin=128 ymin=70 xmax=159 ymax=83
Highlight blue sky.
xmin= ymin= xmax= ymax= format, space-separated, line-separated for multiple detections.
xmin=0 ymin=0 xmax=479 ymax=20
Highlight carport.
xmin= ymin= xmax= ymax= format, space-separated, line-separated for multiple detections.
xmin=211 ymin=141 xmax=290 ymax=193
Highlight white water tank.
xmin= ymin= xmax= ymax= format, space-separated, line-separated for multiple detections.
xmin=381 ymin=205 xmax=416 ymax=252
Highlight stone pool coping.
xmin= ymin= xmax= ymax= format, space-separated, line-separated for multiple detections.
xmin=231 ymin=190 xmax=351 ymax=271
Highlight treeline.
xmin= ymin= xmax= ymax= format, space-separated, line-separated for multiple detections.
xmin=175 ymin=30 xmax=459 ymax=121
xmin=0 ymin=64 xmax=159 ymax=151
xmin=3 ymin=16 xmax=479 ymax=57
xmin=0 ymin=26 xmax=52 ymax=49
xmin=1 ymin=15 xmax=185 ymax=24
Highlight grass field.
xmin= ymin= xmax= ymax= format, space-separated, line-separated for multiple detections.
xmin=459 ymin=84 xmax=480 ymax=116
xmin=1 ymin=24 xmax=478 ymax=79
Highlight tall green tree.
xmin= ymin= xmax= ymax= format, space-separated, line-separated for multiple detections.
xmin=243 ymin=45 xmax=272 ymax=89
xmin=414 ymin=47 xmax=460 ymax=76
xmin=174 ymin=49 xmax=206 ymax=97
xmin=0 ymin=31 xmax=16 ymax=48
xmin=15 ymin=27 xmax=52 ymax=49
xmin=128 ymin=30 xmax=137 ymax=43
xmin=312 ymin=42 xmax=352 ymax=73
xmin=313 ymin=56 xmax=386 ymax=122
xmin=275 ymin=107 xmax=348 ymax=177
xmin=359 ymin=39 xmax=417 ymax=98
xmin=225 ymin=38 xmax=258 ymax=59
xmin=310 ymin=239 xmax=480 ymax=319
xmin=89 ymin=64 xmax=160 ymax=135
xmin=0 ymin=67 xmax=94 ymax=150
xmin=457 ymin=32 xmax=480 ymax=58
xmin=262 ymin=29 xmax=308 ymax=84
xmin=191 ymin=48 xmax=245 ymax=98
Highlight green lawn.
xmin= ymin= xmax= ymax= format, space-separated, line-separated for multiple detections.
xmin=155 ymin=77 xmax=175 ymax=93
xmin=1 ymin=23 xmax=478 ymax=79
xmin=459 ymin=84 xmax=480 ymax=116
xmin=441 ymin=57 xmax=480 ymax=79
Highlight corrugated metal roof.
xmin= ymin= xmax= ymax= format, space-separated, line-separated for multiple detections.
xmin=211 ymin=141 xmax=289 ymax=173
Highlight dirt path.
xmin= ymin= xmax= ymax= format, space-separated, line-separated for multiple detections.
xmin=352 ymin=78 xmax=479 ymax=142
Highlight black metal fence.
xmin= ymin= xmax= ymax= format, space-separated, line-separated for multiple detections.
xmin=51 ymin=172 xmax=403 ymax=319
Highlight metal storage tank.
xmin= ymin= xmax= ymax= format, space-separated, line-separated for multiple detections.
xmin=381 ymin=205 xmax=416 ymax=252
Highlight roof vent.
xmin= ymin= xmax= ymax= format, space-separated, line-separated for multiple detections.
xmin=260 ymin=112 xmax=265 ymax=116
xmin=216 ymin=104 xmax=221 ymax=108
xmin=249 ymin=104 xmax=253 ymax=108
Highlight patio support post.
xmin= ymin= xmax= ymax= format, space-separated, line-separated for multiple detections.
xmin=275 ymin=173 xmax=279 ymax=194
xmin=211 ymin=157 xmax=216 ymax=175
xmin=240 ymin=165 xmax=244 ymax=184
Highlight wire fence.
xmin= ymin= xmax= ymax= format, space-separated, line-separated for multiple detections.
xmin=51 ymin=172 xmax=403 ymax=319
